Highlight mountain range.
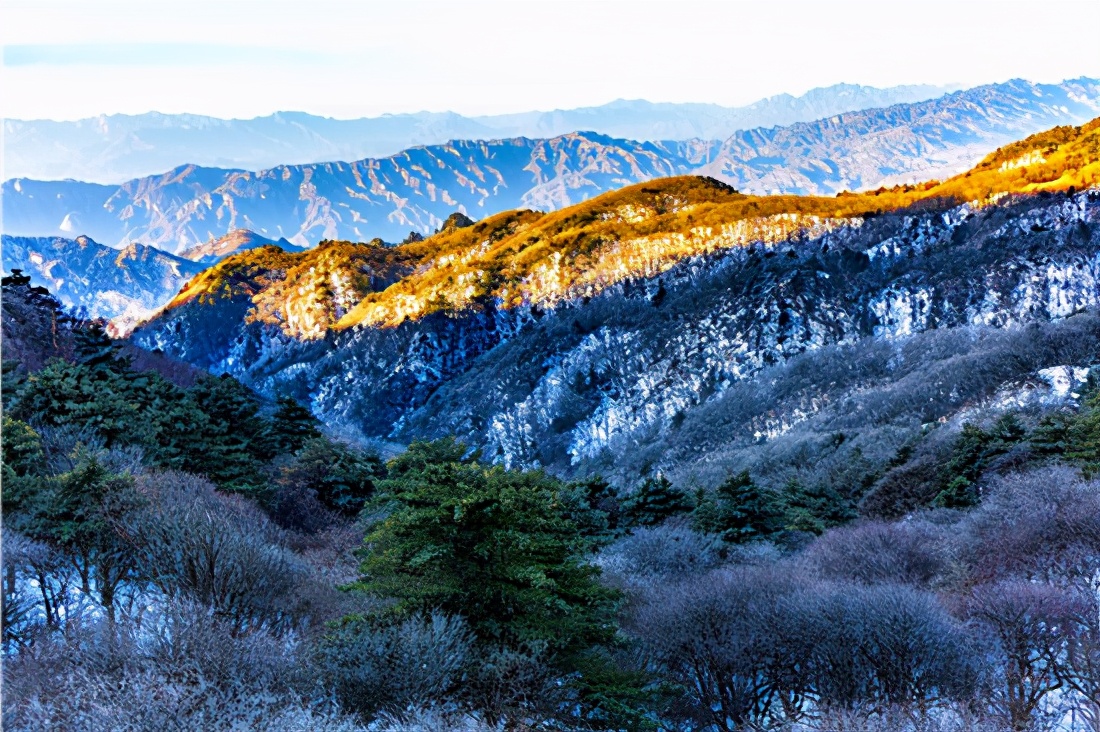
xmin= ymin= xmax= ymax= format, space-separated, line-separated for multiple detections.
xmin=0 ymin=235 xmax=204 ymax=324
xmin=128 ymin=117 xmax=1100 ymax=486
xmin=5 ymin=79 xmax=1098 ymax=254
xmin=4 ymin=83 xmax=953 ymax=183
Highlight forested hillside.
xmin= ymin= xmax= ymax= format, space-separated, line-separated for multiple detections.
xmin=133 ymin=119 xmax=1100 ymax=484
xmin=5 ymin=250 xmax=1100 ymax=730
xmin=4 ymin=119 xmax=1100 ymax=731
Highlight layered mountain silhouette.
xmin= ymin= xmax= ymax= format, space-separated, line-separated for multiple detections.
xmin=178 ymin=229 xmax=306 ymax=264
xmin=5 ymin=83 xmax=953 ymax=183
xmin=6 ymin=79 xmax=1097 ymax=253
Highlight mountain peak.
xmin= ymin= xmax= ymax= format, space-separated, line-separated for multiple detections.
xmin=178 ymin=229 xmax=305 ymax=264
xmin=438 ymin=212 xmax=476 ymax=234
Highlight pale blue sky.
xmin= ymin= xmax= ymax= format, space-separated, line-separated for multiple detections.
xmin=2 ymin=0 xmax=1099 ymax=120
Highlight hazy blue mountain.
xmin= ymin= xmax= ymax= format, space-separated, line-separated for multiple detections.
xmin=0 ymin=234 xmax=205 ymax=323
xmin=4 ymin=83 xmax=953 ymax=183
xmin=4 ymin=79 xmax=1097 ymax=253
xmin=471 ymin=83 xmax=955 ymax=141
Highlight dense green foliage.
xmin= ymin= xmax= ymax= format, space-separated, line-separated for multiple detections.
xmin=356 ymin=439 xmax=617 ymax=651
xmin=621 ymin=475 xmax=692 ymax=527
xmin=350 ymin=438 xmax=651 ymax=728
xmin=3 ymin=335 xmax=327 ymax=499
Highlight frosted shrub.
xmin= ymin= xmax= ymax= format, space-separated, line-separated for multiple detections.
xmin=318 ymin=612 xmax=473 ymax=719
xmin=2 ymin=603 xmax=326 ymax=732
xmin=596 ymin=523 xmax=729 ymax=585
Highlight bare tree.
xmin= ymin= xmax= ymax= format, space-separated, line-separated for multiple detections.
xmin=122 ymin=471 xmax=339 ymax=635
xmin=807 ymin=583 xmax=980 ymax=720
xmin=801 ymin=519 xmax=956 ymax=588
xmin=628 ymin=565 xmax=817 ymax=731
xmin=962 ymin=467 xmax=1100 ymax=587
xmin=317 ymin=612 xmax=473 ymax=719
xmin=964 ymin=580 xmax=1079 ymax=731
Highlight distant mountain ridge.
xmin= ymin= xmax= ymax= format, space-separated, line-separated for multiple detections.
xmin=4 ymin=83 xmax=953 ymax=183
xmin=0 ymin=235 xmax=205 ymax=324
xmin=0 ymin=229 xmax=316 ymax=331
xmin=4 ymin=79 xmax=1098 ymax=253
xmin=178 ymin=229 xmax=306 ymax=264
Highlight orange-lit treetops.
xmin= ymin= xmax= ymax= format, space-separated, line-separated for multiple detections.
xmin=166 ymin=118 xmax=1100 ymax=336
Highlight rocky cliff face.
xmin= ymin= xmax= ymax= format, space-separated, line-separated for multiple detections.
xmin=0 ymin=235 xmax=205 ymax=323
xmin=7 ymin=80 xmax=1098 ymax=252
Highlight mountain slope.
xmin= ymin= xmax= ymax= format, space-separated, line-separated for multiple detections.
xmin=4 ymin=83 xmax=951 ymax=183
xmin=6 ymin=79 xmax=1098 ymax=253
xmin=131 ymin=119 xmax=1100 ymax=483
xmin=178 ymin=228 xmax=307 ymax=264
xmin=0 ymin=235 xmax=205 ymax=322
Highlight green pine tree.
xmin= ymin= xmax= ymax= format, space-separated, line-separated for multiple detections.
xmin=280 ymin=438 xmax=384 ymax=515
xmin=692 ymin=470 xmax=785 ymax=543
xmin=265 ymin=396 xmax=322 ymax=456
xmin=559 ymin=475 xmax=620 ymax=541
xmin=621 ymin=475 xmax=692 ymax=527
xmin=781 ymin=477 xmax=855 ymax=534
xmin=935 ymin=413 xmax=1027 ymax=508
xmin=350 ymin=439 xmax=649 ymax=728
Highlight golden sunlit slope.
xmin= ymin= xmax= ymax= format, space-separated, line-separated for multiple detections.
xmin=165 ymin=118 xmax=1100 ymax=336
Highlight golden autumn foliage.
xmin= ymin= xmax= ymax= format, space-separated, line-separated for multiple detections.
xmin=166 ymin=118 xmax=1100 ymax=336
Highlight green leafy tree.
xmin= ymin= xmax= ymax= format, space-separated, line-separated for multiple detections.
xmin=280 ymin=438 xmax=385 ymax=515
xmin=559 ymin=475 xmax=620 ymax=541
xmin=72 ymin=321 xmax=125 ymax=372
xmin=1 ymin=360 xmax=27 ymax=411
xmin=1 ymin=418 xmax=46 ymax=517
xmin=356 ymin=439 xmax=618 ymax=652
xmin=1059 ymin=393 xmax=1100 ymax=476
xmin=935 ymin=414 xmax=1027 ymax=508
xmin=265 ymin=396 xmax=322 ymax=456
xmin=10 ymin=359 xmax=138 ymax=445
xmin=621 ymin=475 xmax=692 ymax=527
xmin=11 ymin=443 xmax=141 ymax=622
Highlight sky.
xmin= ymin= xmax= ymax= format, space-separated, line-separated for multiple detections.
xmin=2 ymin=0 xmax=1099 ymax=121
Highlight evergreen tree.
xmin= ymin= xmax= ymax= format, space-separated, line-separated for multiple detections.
xmin=350 ymin=439 xmax=648 ymax=727
xmin=280 ymin=438 xmax=384 ymax=515
xmin=1062 ymin=394 xmax=1100 ymax=477
xmin=72 ymin=321 xmax=127 ymax=372
xmin=692 ymin=470 xmax=785 ymax=543
xmin=11 ymin=359 xmax=139 ymax=446
xmin=559 ymin=475 xmax=620 ymax=541
xmin=0 ymin=418 xmax=46 ymax=517
xmin=356 ymin=440 xmax=618 ymax=652
xmin=621 ymin=475 xmax=692 ymax=527
xmin=1 ymin=360 xmax=26 ymax=411
xmin=935 ymin=413 xmax=1027 ymax=508
xmin=266 ymin=396 xmax=322 ymax=456
xmin=781 ymin=478 xmax=855 ymax=534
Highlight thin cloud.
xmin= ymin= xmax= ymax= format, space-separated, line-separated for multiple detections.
xmin=3 ymin=43 xmax=332 ymax=67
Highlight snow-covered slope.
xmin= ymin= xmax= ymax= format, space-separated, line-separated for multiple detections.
xmin=129 ymin=120 xmax=1100 ymax=483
